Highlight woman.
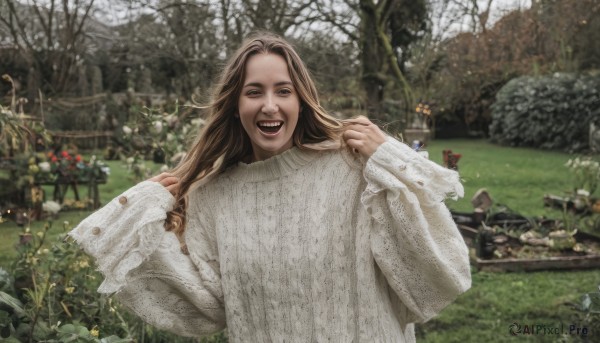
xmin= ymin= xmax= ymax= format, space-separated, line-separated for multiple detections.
xmin=70 ymin=33 xmax=471 ymax=342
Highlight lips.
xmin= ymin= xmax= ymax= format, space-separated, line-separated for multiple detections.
xmin=257 ymin=120 xmax=283 ymax=134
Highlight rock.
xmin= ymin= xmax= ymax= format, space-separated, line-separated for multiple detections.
xmin=519 ymin=230 xmax=551 ymax=246
xmin=471 ymin=188 xmax=493 ymax=212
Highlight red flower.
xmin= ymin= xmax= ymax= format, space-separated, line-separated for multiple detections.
xmin=61 ymin=151 xmax=69 ymax=158
xmin=75 ymin=155 xmax=82 ymax=162
xmin=51 ymin=156 xmax=58 ymax=162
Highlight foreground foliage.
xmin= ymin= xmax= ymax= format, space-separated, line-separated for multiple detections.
xmin=0 ymin=221 xmax=224 ymax=342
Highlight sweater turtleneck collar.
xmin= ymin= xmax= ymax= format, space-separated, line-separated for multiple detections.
xmin=227 ymin=146 xmax=320 ymax=182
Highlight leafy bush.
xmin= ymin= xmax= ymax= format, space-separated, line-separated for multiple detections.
xmin=0 ymin=221 xmax=226 ymax=342
xmin=489 ymin=73 xmax=600 ymax=152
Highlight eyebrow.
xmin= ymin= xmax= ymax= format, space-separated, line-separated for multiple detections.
xmin=243 ymin=81 xmax=293 ymax=88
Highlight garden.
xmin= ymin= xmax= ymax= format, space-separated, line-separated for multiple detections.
xmin=1 ymin=0 xmax=600 ymax=342
xmin=1 ymin=135 xmax=599 ymax=342
xmin=0 ymin=83 xmax=221 ymax=342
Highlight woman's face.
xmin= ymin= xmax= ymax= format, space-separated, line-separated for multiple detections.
xmin=238 ymin=53 xmax=300 ymax=162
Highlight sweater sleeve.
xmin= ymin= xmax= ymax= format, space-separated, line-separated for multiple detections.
xmin=68 ymin=181 xmax=226 ymax=337
xmin=360 ymin=137 xmax=471 ymax=324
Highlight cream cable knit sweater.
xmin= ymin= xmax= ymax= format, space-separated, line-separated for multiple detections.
xmin=69 ymin=137 xmax=471 ymax=342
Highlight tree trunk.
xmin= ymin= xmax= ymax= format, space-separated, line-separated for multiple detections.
xmin=359 ymin=0 xmax=386 ymax=119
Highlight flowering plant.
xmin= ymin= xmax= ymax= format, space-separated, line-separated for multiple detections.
xmin=412 ymin=101 xmax=433 ymax=129
xmin=565 ymin=157 xmax=600 ymax=196
xmin=119 ymin=101 xmax=205 ymax=180
xmin=23 ymin=151 xmax=110 ymax=185
xmin=46 ymin=151 xmax=84 ymax=181
xmin=0 ymin=221 xmax=215 ymax=342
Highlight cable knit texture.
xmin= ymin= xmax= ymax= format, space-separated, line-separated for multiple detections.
xmin=69 ymin=137 xmax=471 ymax=342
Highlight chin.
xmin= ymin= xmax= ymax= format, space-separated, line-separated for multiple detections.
xmin=259 ymin=141 xmax=291 ymax=153
xmin=250 ymin=134 xmax=294 ymax=159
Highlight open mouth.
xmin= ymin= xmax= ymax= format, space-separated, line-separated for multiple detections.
xmin=257 ymin=121 xmax=283 ymax=134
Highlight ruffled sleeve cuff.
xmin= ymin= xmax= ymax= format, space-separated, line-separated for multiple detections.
xmin=364 ymin=137 xmax=464 ymax=205
xmin=68 ymin=181 xmax=176 ymax=294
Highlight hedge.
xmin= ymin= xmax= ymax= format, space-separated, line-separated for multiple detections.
xmin=489 ymin=73 xmax=600 ymax=152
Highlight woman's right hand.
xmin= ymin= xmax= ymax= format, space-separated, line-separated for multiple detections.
xmin=149 ymin=172 xmax=180 ymax=196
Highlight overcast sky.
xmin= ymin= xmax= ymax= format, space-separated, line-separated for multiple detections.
xmin=434 ymin=0 xmax=533 ymax=37
xmin=25 ymin=0 xmax=535 ymax=39
xmin=488 ymin=0 xmax=532 ymax=22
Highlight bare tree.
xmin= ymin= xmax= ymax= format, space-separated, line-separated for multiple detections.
xmin=0 ymin=0 xmax=99 ymax=96
xmin=237 ymin=0 xmax=316 ymax=35
xmin=117 ymin=0 xmax=322 ymax=97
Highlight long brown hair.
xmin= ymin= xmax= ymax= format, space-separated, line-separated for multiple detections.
xmin=165 ymin=32 xmax=346 ymax=237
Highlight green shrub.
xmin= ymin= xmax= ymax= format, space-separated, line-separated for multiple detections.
xmin=489 ymin=73 xmax=600 ymax=152
xmin=0 ymin=222 xmax=225 ymax=342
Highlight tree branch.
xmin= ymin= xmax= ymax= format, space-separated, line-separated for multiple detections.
xmin=379 ymin=0 xmax=396 ymax=27
xmin=342 ymin=0 xmax=359 ymax=12
xmin=376 ymin=0 xmax=391 ymax=14
xmin=282 ymin=0 xmax=317 ymax=32
xmin=74 ymin=0 xmax=95 ymax=40
xmin=3 ymin=0 xmax=39 ymax=57
xmin=315 ymin=1 xmax=359 ymax=41
xmin=376 ymin=10 xmax=413 ymax=108
xmin=31 ymin=0 xmax=49 ymax=45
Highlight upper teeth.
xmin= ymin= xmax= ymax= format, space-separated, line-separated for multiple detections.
xmin=258 ymin=122 xmax=282 ymax=127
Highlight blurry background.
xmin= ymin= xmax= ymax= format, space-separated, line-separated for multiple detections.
xmin=1 ymin=0 xmax=598 ymax=145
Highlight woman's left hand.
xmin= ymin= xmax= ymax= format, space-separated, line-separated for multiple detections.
xmin=342 ymin=116 xmax=387 ymax=159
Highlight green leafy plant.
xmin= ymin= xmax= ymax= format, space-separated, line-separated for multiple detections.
xmin=561 ymin=285 xmax=600 ymax=342
xmin=489 ymin=73 xmax=600 ymax=152
xmin=0 ymin=221 xmax=206 ymax=342
xmin=562 ymin=156 xmax=600 ymax=235
xmin=119 ymin=101 xmax=205 ymax=181
xmin=0 ymin=75 xmax=51 ymax=158
xmin=565 ymin=157 xmax=600 ymax=196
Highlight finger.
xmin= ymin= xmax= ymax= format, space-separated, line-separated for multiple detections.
xmin=347 ymin=116 xmax=372 ymax=125
xmin=345 ymin=124 xmax=369 ymax=132
xmin=346 ymin=120 xmax=370 ymax=127
xmin=166 ymin=183 xmax=180 ymax=196
xmin=346 ymin=124 xmax=378 ymax=138
xmin=347 ymin=124 xmax=386 ymax=145
xmin=149 ymin=172 xmax=174 ymax=182
xmin=342 ymin=129 xmax=365 ymax=141
xmin=351 ymin=121 xmax=385 ymax=137
xmin=345 ymin=139 xmax=364 ymax=151
xmin=160 ymin=176 xmax=179 ymax=187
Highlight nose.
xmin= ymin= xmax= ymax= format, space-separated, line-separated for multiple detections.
xmin=261 ymin=94 xmax=278 ymax=115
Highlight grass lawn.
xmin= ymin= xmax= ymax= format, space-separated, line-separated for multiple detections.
xmin=426 ymin=139 xmax=576 ymax=216
xmin=0 ymin=158 xmax=160 ymax=268
xmin=0 ymin=139 xmax=598 ymax=342
xmin=419 ymin=139 xmax=599 ymax=343
xmin=415 ymin=270 xmax=598 ymax=342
